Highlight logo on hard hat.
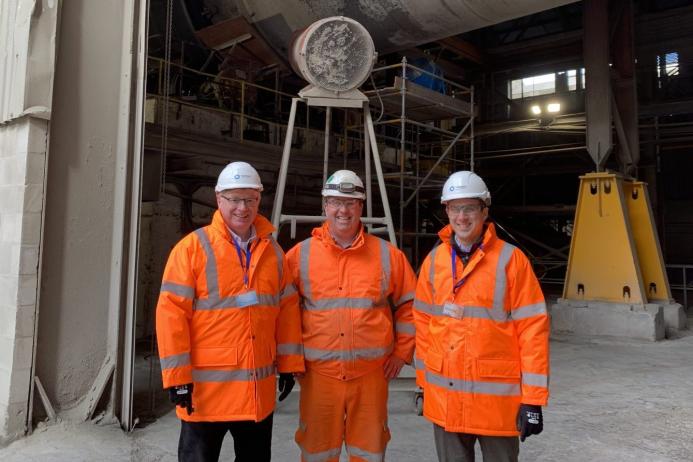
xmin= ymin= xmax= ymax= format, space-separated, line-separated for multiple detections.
xmin=449 ymin=186 xmax=455 ymax=191
xmin=234 ymin=174 xmax=240 ymax=179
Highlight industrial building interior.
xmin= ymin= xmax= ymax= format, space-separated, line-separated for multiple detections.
xmin=2 ymin=0 xmax=693 ymax=460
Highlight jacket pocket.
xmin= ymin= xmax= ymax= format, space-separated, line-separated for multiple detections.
xmin=477 ymin=359 xmax=521 ymax=379
xmin=191 ymin=346 xmax=238 ymax=367
xmin=424 ymin=350 xmax=444 ymax=372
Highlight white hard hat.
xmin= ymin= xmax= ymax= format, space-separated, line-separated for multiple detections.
xmin=441 ymin=171 xmax=491 ymax=205
xmin=215 ymin=161 xmax=263 ymax=192
xmin=322 ymin=170 xmax=366 ymax=200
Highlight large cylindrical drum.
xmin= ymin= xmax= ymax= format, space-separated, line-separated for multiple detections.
xmin=289 ymin=16 xmax=377 ymax=93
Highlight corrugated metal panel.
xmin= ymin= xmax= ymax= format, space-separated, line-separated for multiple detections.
xmin=636 ymin=5 xmax=693 ymax=48
xmin=0 ymin=0 xmax=60 ymax=124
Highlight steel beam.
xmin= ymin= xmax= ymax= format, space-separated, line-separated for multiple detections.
xmin=584 ymin=0 xmax=612 ymax=169
xmin=611 ymin=0 xmax=640 ymax=175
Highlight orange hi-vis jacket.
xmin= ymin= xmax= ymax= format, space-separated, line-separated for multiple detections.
xmin=156 ymin=211 xmax=304 ymax=422
xmin=286 ymin=222 xmax=417 ymax=381
xmin=413 ymin=223 xmax=550 ymax=436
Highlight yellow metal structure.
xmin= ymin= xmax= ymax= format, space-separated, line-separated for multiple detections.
xmin=622 ymin=180 xmax=672 ymax=302
xmin=563 ymin=172 xmax=672 ymax=304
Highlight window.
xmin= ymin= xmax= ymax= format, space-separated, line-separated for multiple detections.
xmin=509 ymin=68 xmax=586 ymax=100
xmin=656 ymin=52 xmax=679 ymax=78
xmin=509 ymin=73 xmax=556 ymax=99
xmin=567 ymin=70 xmax=577 ymax=91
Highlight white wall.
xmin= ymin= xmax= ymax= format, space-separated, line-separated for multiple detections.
xmin=0 ymin=118 xmax=48 ymax=444
xmin=0 ymin=0 xmax=59 ymax=444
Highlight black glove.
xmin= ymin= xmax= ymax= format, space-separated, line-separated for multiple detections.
xmin=168 ymin=383 xmax=194 ymax=415
xmin=516 ymin=404 xmax=543 ymax=442
xmin=278 ymin=373 xmax=295 ymax=401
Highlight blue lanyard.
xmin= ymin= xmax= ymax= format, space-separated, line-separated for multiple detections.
xmin=232 ymin=238 xmax=252 ymax=286
xmin=451 ymin=249 xmax=466 ymax=294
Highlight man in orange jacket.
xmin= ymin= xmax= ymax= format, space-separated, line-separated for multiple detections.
xmin=414 ymin=171 xmax=550 ymax=462
xmin=156 ymin=161 xmax=304 ymax=462
xmin=286 ymin=169 xmax=417 ymax=462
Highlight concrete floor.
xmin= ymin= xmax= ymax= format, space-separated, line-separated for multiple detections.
xmin=2 ymin=330 xmax=693 ymax=461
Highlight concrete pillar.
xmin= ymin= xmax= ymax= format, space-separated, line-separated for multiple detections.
xmin=0 ymin=118 xmax=49 ymax=444
xmin=0 ymin=0 xmax=59 ymax=444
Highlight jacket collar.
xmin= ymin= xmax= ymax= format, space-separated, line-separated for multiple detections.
xmin=312 ymin=220 xmax=366 ymax=250
xmin=210 ymin=210 xmax=275 ymax=241
xmin=438 ymin=221 xmax=498 ymax=250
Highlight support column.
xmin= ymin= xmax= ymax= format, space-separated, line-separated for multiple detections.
xmin=612 ymin=0 xmax=640 ymax=176
xmin=584 ymin=0 xmax=612 ymax=170
xmin=0 ymin=0 xmax=59 ymax=444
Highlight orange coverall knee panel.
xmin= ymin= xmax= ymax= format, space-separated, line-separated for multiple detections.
xmin=413 ymin=223 xmax=550 ymax=436
xmin=286 ymin=222 xmax=417 ymax=458
xmin=156 ymin=212 xmax=304 ymax=422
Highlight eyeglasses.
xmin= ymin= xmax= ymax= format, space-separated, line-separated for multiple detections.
xmin=447 ymin=203 xmax=486 ymax=216
xmin=220 ymin=195 xmax=259 ymax=208
xmin=325 ymin=198 xmax=360 ymax=209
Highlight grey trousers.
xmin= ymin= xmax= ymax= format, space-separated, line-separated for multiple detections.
xmin=433 ymin=424 xmax=519 ymax=462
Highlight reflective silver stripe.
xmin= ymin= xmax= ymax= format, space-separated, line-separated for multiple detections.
xmin=277 ymin=343 xmax=304 ymax=356
xmin=425 ymin=370 xmax=521 ymax=396
xmin=299 ymin=238 xmax=312 ymax=299
xmin=280 ymin=283 xmax=297 ymax=300
xmin=159 ymin=352 xmax=190 ymax=370
xmin=414 ymin=354 xmax=425 ymax=370
xmin=379 ymin=238 xmax=391 ymax=298
xmin=268 ymin=237 xmax=284 ymax=282
xmin=457 ymin=304 xmax=512 ymax=322
xmin=299 ymin=445 xmax=341 ymax=462
xmin=193 ymin=291 xmax=278 ymax=310
xmin=394 ymin=291 xmax=415 ymax=307
xmin=303 ymin=297 xmax=375 ymax=310
xmin=346 ymin=445 xmax=384 ymax=462
xmin=161 ymin=282 xmax=195 ymax=299
xmin=195 ymin=228 xmax=219 ymax=299
xmin=396 ymin=322 xmax=415 ymax=335
xmin=511 ymin=302 xmax=548 ymax=320
xmin=304 ymin=345 xmax=393 ymax=362
xmin=491 ymin=242 xmax=515 ymax=321
xmin=413 ymin=299 xmax=441 ymax=315
xmin=415 ymin=300 xmax=513 ymax=322
xmin=428 ymin=244 xmax=440 ymax=299
xmin=192 ymin=364 xmax=276 ymax=382
xmin=522 ymin=372 xmax=549 ymax=388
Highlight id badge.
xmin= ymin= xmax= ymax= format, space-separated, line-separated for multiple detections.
xmin=442 ymin=302 xmax=464 ymax=320
xmin=237 ymin=290 xmax=260 ymax=307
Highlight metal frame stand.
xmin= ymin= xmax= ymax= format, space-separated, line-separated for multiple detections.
xmin=271 ymin=96 xmax=398 ymax=245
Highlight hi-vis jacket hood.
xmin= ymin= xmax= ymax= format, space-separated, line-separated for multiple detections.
xmin=286 ymin=221 xmax=417 ymax=381
xmin=414 ymin=222 xmax=550 ymax=436
xmin=156 ymin=211 xmax=304 ymax=422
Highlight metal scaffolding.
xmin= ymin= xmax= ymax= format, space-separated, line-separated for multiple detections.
xmin=363 ymin=57 xmax=475 ymax=265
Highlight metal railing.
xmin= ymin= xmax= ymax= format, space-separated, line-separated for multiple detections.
xmin=534 ymin=258 xmax=693 ymax=311
xmin=147 ymin=56 xmax=366 ymax=150
xmin=667 ymin=264 xmax=693 ymax=311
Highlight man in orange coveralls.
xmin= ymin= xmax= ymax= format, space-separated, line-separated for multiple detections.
xmin=413 ymin=170 xmax=550 ymax=462
xmin=286 ymin=169 xmax=417 ymax=462
xmin=156 ymin=161 xmax=304 ymax=462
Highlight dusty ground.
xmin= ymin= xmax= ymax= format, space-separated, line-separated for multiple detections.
xmin=2 ymin=330 xmax=693 ymax=461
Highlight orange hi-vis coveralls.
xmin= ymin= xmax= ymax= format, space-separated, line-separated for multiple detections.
xmin=413 ymin=223 xmax=550 ymax=436
xmin=156 ymin=211 xmax=304 ymax=422
xmin=286 ymin=222 xmax=417 ymax=462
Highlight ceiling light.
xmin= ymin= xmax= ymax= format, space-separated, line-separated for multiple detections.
xmin=530 ymin=105 xmax=542 ymax=115
xmin=546 ymin=103 xmax=561 ymax=113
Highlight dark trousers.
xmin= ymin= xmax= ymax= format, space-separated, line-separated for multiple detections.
xmin=433 ymin=424 xmax=519 ymax=462
xmin=178 ymin=413 xmax=274 ymax=462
